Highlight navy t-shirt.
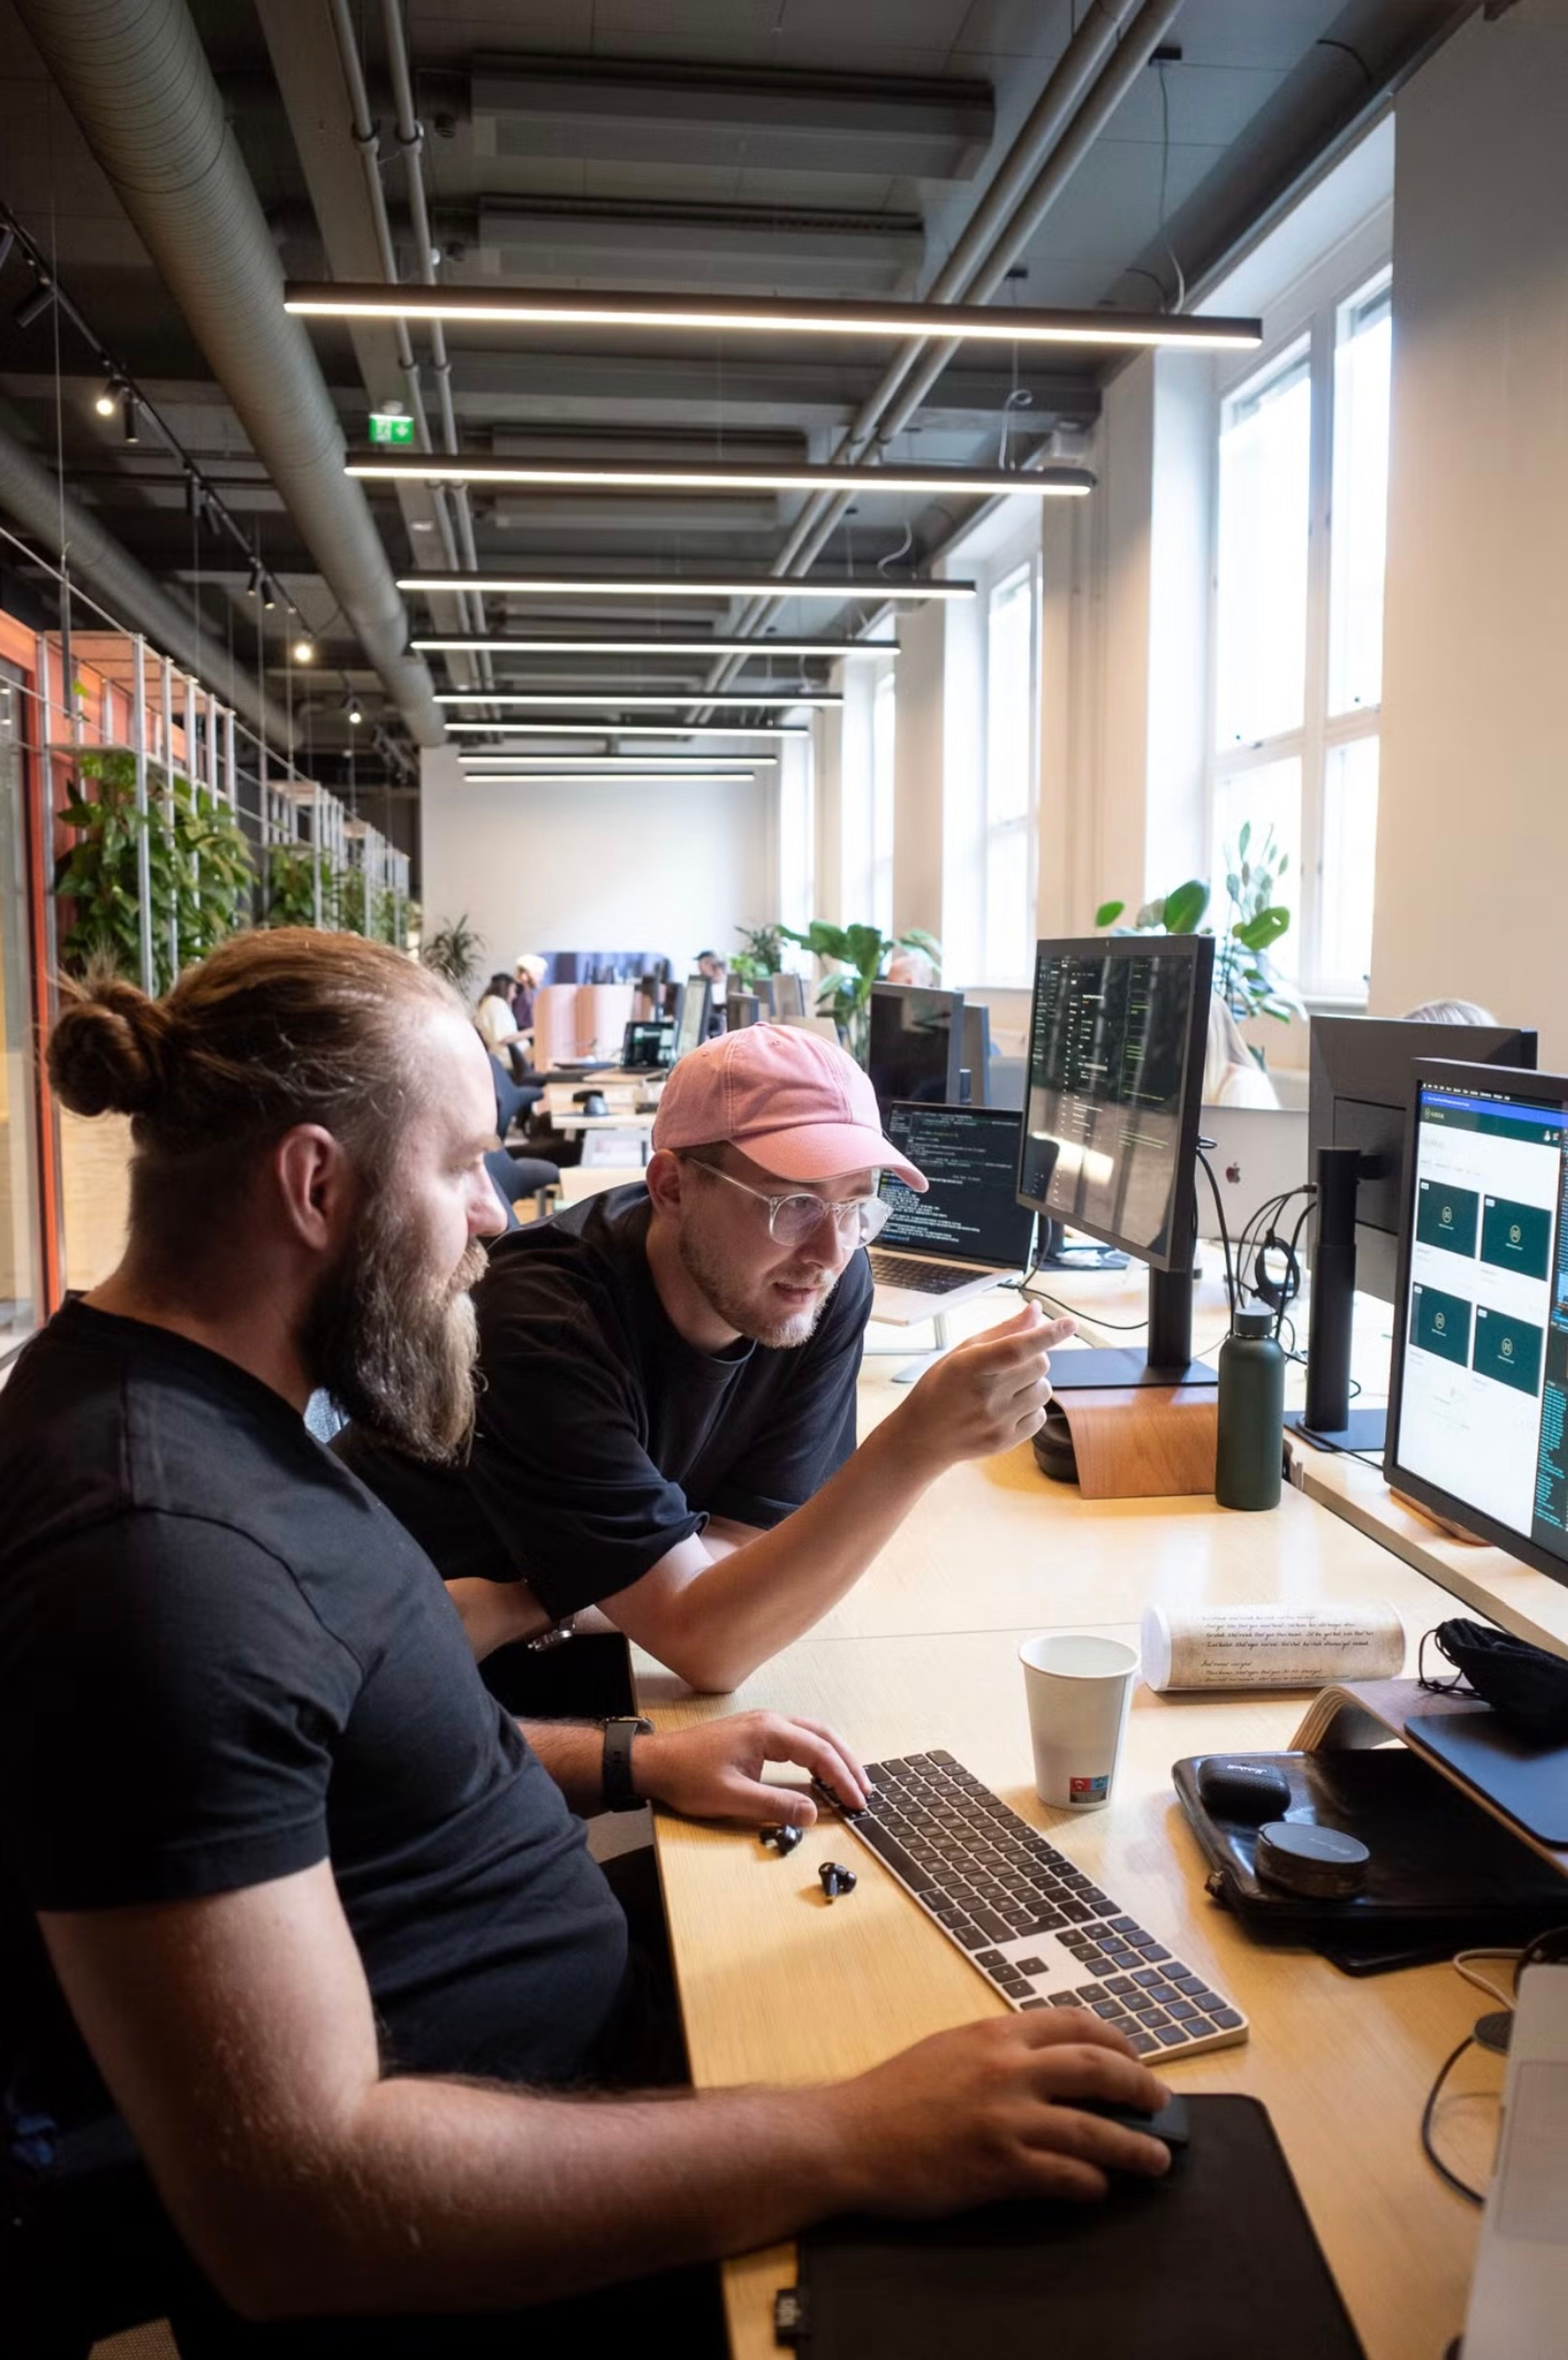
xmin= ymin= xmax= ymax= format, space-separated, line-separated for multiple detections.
xmin=338 ymin=1184 xmax=871 ymax=1619
xmin=0 ymin=1303 xmax=628 ymax=2138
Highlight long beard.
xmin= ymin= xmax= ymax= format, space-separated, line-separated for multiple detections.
xmin=676 ymin=1222 xmax=830 ymax=1350
xmin=304 ymin=1198 xmax=488 ymax=1462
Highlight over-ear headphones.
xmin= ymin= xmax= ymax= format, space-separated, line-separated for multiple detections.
xmin=1248 ymin=1227 xmax=1302 ymax=1316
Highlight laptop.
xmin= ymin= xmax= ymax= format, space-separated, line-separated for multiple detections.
xmin=1196 ymin=1104 xmax=1310 ymax=1244
xmin=1462 ymin=1961 xmax=1568 ymax=2358
xmin=869 ymin=1103 xmax=1037 ymax=1324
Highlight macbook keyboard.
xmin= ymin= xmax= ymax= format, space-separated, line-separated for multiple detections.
xmin=868 ymin=1251 xmax=984 ymax=1295
xmin=835 ymin=1751 xmax=1248 ymax=2059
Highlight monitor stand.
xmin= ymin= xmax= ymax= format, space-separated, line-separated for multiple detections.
xmin=1284 ymin=1406 xmax=1387 ymax=1456
xmin=1049 ymin=1266 xmax=1218 ymax=1392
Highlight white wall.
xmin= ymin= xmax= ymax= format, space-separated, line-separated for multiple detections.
xmin=1371 ymin=0 xmax=1568 ymax=1062
xmin=419 ymin=749 xmax=774 ymax=980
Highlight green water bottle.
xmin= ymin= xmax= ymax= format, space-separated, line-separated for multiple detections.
xmin=1215 ymin=1307 xmax=1285 ymax=1510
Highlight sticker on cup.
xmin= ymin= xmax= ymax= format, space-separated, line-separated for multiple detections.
xmin=1018 ymin=1633 xmax=1140 ymax=1811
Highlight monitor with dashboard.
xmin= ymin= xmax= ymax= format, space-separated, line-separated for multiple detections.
xmin=1385 ymin=1057 xmax=1568 ymax=1593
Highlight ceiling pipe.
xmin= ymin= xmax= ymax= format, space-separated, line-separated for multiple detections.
xmin=379 ymin=0 xmax=495 ymax=688
xmin=0 ymin=415 xmax=293 ymax=749
xmin=697 ymin=0 xmax=1180 ymax=708
xmin=13 ymin=0 xmax=446 ymax=749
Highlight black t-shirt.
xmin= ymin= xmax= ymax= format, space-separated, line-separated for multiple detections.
xmin=338 ymin=1184 xmax=870 ymax=1619
xmin=0 ymin=1303 xmax=628 ymax=2136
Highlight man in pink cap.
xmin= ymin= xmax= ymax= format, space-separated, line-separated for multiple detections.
xmin=342 ymin=1023 xmax=1070 ymax=1697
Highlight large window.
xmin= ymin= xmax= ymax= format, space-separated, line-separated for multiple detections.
xmin=980 ymin=558 xmax=1038 ymax=984
xmin=1209 ymin=265 xmax=1391 ymax=999
xmin=870 ymin=665 xmax=895 ymax=936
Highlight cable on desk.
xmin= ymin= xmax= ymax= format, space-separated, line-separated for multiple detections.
xmin=1018 ymin=1257 xmax=1151 ymax=1330
xmin=1420 ymin=2034 xmax=1488 ymax=2204
xmin=1195 ymin=1143 xmax=1238 ymax=1326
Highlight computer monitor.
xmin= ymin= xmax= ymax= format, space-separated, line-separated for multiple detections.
xmin=673 ymin=975 xmax=711 ymax=1058
xmin=867 ymin=985 xmax=965 ymax=1108
xmin=767 ymin=971 xmax=806 ymax=1022
xmin=1385 ymin=1058 xmax=1568 ymax=1591
xmin=960 ymin=1002 xmax=991 ymax=1106
xmin=1298 ymin=1014 xmax=1538 ymax=1448
xmin=1017 ymin=932 xmax=1215 ymax=1388
xmin=877 ymin=1104 xmax=1036 ymax=1269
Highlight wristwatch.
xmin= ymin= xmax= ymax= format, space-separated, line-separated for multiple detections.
xmin=600 ymin=1715 xmax=654 ymax=1812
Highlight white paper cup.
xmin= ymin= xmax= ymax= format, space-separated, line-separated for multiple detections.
xmin=1018 ymin=1633 xmax=1140 ymax=1809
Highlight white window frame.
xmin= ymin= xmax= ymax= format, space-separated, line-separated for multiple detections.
xmin=869 ymin=660 xmax=896 ymax=937
xmin=1207 ymin=257 xmax=1391 ymax=1006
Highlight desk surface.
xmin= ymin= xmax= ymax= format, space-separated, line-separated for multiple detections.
xmin=635 ymin=1286 xmax=1538 ymax=2360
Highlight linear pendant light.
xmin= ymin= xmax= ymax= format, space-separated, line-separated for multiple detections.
xmin=434 ymin=691 xmax=839 ymax=709
xmin=398 ymin=571 xmax=971 ymax=601
xmin=447 ymin=721 xmax=807 ymax=739
xmin=413 ymin=636 xmax=895 ymax=656
xmin=285 ymin=281 xmax=1261 ymax=352
xmin=356 ymin=455 xmax=1093 ymax=498
xmin=459 ymin=772 xmax=760 ymax=786
xmin=459 ymin=754 xmax=777 ymax=769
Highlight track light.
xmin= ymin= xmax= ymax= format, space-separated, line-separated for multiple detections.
xmin=398 ymin=571 xmax=971 ymax=603
xmin=433 ymin=691 xmax=840 ymax=710
xmin=122 ymin=390 xmax=140 ymax=446
xmin=412 ymin=635 xmax=895 ymax=658
xmin=285 ymin=281 xmax=1262 ymax=353
xmin=14 ymin=278 xmax=55 ymax=329
xmin=94 ymin=376 xmax=119 ymax=419
xmin=292 ymin=635 xmax=315 ymax=664
xmin=446 ymin=721 xmax=807 ymax=739
xmin=344 ymin=694 xmax=364 ymax=725
xmin=353 ymin=455 xmax=1094 ymax=500
xmin=246 ymin=557 xmax=263 ymax=600
xmin=263 ymin=578 xmax=277 ymax=611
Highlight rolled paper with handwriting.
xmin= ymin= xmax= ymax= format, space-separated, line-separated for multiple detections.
xmin=1140 ymin=1601 xmax=1405 ymax=1693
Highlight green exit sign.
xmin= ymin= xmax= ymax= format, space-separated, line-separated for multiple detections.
xmin=369 ymin=410 xmax=414 ymax=446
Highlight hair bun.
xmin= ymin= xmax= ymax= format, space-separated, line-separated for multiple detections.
xmin=47 ymin=972 xmax=171 ymax=1119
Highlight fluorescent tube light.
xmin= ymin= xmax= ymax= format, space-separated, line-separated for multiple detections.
xmin=286 ymin=281 xmax=1261 ymax=352
xmin=454 ymin=772 xmax=759 ymax=786
xmin=356 ymin=456 xmax=1093 ymax=497
xmin=447 ymin=721 xmax=807 ymax=739
xmin=434 ymin=691 xmax=840 ymax=709
xmin=412 ymin=636 xmax=895 ymax=656
xmin=398 ymin=572 xmax=971 ymax=601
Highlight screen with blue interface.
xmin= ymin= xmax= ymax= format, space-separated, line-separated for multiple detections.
xmin=1397 ymin=1080 xmax=1568 ymax=1565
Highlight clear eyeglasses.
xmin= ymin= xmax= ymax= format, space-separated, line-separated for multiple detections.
xmin=694 ymin=1160 xmax=893 ymax=1249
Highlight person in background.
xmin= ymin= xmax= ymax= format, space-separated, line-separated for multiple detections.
xmin=511 ymin=952 xmax=548 ymax=1031
xmin=2 ymin=937 xmax=1168 ymax=2358
xmin=1203 ymin=996 xmax=1278 ymax=1109
xmin=341 ymin=1023 xmax=1074 ymax=1697
xmin=1399 ymin=998 xmax=1498 ymax=1024
xmin=884 ymin=946 xmax=937 ymax=989
xmin=695 ymin=949 xmax=728 ymax=1037
xmin=475 ymin=973 xmax=523 ymax=1059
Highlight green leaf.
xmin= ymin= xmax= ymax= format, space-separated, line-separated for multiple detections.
xmin=1161 ymin=879 xmax=1211 ymax=935
xmin=1233 ymin=906 xmax=1290 ymax=952
xmin=1238 ymin=821 xmax=1251 ymax=857
xmin=1094 ymin=899 xmax=1125 ymax=929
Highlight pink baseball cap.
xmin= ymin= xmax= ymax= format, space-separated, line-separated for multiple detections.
xmin=653 ymin=1022 xmax=928 ymax=1190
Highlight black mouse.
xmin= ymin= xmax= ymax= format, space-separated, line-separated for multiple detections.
xmin=581 ymin=1091 xmax=609 ymax=1118
xmin=1075 ymin=2091 xmax=1190 ymax=2165
xmin=1196 ymin=1756 xmax=1293 ymax=1826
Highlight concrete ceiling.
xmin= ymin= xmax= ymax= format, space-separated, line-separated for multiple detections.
xmin=0 ymin=0 xmax=1471 ymax=823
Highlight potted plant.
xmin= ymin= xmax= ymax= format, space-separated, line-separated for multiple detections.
xmin=421 ymin=913 xmax=486 ymax=996
xmin=1095 ymin=823 xmax=1299 ymax=1046
xmin=729 ymin=923 xmax=787 ymax=985
xmin=780 ymin=920 xmax=943 ymax=1065
xmin=54 ymin=750 xmax=254 ymax=990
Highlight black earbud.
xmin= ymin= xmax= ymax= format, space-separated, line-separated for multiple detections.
xmin=818 ymin=1861 xmax=857 ymax=1901
xmin=761 ymin=1823 xmax=803 ymax=1855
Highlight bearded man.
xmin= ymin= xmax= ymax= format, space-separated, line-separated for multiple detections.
xmin=0 ymin=935 xmax=1167 ymax=2357
xmin=342 ymin=1022 xmax=1073 ymax=1694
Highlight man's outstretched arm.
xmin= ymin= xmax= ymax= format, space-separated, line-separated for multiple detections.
xmin=43 ymin=1864 xmax=1169 ymax=2323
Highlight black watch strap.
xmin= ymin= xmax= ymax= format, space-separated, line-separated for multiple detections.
xmin=601 ymin=1716 xmax=653 ymax=1812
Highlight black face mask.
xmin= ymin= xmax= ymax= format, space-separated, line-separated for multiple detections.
xmin=1427 ymin=1618 xmax=1568 ymax=1745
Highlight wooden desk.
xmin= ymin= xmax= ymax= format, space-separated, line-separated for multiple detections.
xmin=634 ymin=1300 xmax=1529 ymax=2360
xmin=639 ymin=1622 xmax=1492 ymax=2360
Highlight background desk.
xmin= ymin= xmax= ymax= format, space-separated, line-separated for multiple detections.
xmin=632 ymin=1291 xmax=1565 ymax=2360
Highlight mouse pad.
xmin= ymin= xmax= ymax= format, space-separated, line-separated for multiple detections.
xmin=780 ymin=2095 xmax=1364 ymax=2359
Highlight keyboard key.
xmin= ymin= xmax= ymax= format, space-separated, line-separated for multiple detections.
xmin=1144 ymin=1945 xmax=1172 ymax=1963
xmin=1166 ymin=2000 xmax=1200 ymax=2022
xmin=1132 ymin=1968 xmax=1163 ymax=1988
xmin=1134 ymin=2008 xmax=1169 ymax=2028
xmin=1109 ymin=1916 xmax=1139 ymax=1934
xmin=1105 ymin=1977 xmax=1137 ymax=1996
xmin=970 ymin=1907 xmax=1011 ymax=1941
xmin=1128 ymin=2031 xmax=1158 ymax=2055
xmin=1209 ymin=2008 xmax=1244 ymax=2030
xmin=957 ymin=1927 xmax=989 ymax=1950
xmin=1071 ymin=1984 xmax=1106 ymax=2003
xmin=857 ymin=1826 xmax=938 ymax=1894
xmin=1049 ymin=1992 xmax=1083 ymax=2008
xmin=1155 ymin=2025 xmax=1189 ymax=2047
xmin=1143 ymin=1983 xmax=1178 ymax=2006
xmin=1171 ymin=1973 xmax=1206 ymax=1996
xmin=975 ymin=1950 xmax=1006 ymax=1971
xmin=1091 ymin=2000 xmax=1127 ymax=2020
xmin=1021 ymin=1998 xmax=1048 ymax=2011
xmin=1015 ymin=1957 xmax=1046 ymax=1977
